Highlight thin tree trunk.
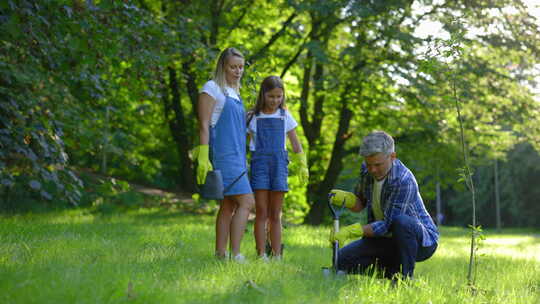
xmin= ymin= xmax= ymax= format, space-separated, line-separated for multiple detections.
xmin=101 ymin=106 xmax=109 ymax=175
xmin=494 ymin=159 xmax=501 ymax=231
xmin=436 ymin=180 xmax=442 ymax=226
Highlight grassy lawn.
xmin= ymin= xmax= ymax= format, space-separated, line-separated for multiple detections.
xmin=0 ymin=208 xmax=538 ymax=304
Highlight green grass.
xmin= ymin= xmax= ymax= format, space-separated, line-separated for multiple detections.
xmin=0 ymin=209 xmax=539 ymax=304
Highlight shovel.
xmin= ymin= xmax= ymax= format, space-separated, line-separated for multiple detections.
xmin=322 ymin=192 xmax=347 ymax=277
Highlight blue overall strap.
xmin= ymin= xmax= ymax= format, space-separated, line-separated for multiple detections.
xmin=255 ymin=110 xmax=286 ymax=153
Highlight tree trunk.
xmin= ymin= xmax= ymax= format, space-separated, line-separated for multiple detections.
xmin=304 ymin=88 xmax=354 ymax=224
xmin=436 ymin=180 xmax=442 ymax=226
xmin=100 ymin=106 xmax=109 ymax=175
xmin=182 ymin=61 xmax=199 ymax=117
xmin=209 ymin=0 xmax=224 ymax=46
xmin=300 ymin=18 xmax=356 ymax=224
xmin=164 ymin=67 xmax=196 ymax=192
xmin=494 ymin=159 xmax=501 ymax=231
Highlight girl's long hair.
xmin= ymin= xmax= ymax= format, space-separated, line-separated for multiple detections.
xmin=248 ymin=76 xmax=286 ymax=122
xmin=213 ymin=47 xmax=244 ymax=94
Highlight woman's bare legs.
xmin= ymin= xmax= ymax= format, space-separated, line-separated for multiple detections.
xmin=254 ymin=190 xmax=270 ymax=256
xmin=268 ymin=191 xmax=285 ymax=256
xmin=215 ymin=193 xmax=254 ymax=257
xmin=215 ymin=196 xmax=236 ymax=257
xmin=229 ymin=193 xmax=255 ymax=256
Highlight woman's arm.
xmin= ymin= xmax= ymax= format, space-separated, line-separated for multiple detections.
xmin=198 ymin=93 xmax=216 ymax=145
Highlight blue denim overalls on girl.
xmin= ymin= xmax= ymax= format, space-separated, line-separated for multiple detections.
xmin=210 ymin=92 xmax=252 ymax=196
xmin=250 ymin=109 xmax=289 ymax=191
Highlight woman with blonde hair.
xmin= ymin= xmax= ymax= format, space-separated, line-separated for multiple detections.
xmin=194 ymin=47 xmax=254 ymax=262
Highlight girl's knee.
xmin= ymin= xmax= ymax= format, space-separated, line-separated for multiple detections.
xmin=255 ymin=209 xmax=268 ymax=221
xmin=268 ymin=212 xmax=281 ymax=223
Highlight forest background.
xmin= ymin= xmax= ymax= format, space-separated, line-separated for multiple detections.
xmin=2 ymin=0 xmax=540 ymax=228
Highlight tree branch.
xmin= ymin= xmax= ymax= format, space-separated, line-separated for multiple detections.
xmin=280 ymin=42 xmax=305 ymax=78
xmin=225 ymin=2 xmax=251 ymax=37
xmin=247 ymin=12 xmax=298 ymax=64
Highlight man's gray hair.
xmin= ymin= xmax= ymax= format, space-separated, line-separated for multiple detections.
xmin=359 ymin=131 xmax=395 ymax=157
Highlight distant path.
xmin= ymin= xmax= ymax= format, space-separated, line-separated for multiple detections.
xmin=130 ymin=183 xmax=194 ymax=204
xmin=77 ymin=168 xmax=194 ymax=204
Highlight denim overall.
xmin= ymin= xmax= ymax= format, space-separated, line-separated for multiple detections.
xmin=250 ymin=109 xmax=289 ymax=191
xmin=209 ymin=93 xmax=252 ymax=196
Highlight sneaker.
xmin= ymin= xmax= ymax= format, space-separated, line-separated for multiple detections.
xmin=215 ymin=252 xmax=228 ymax=261
xmin=265 ymin=242 xmax=285 ymax=257
xmin=258 ymin=253 xmax=270 ymax=262
xmin=271 ymin=255 xmax=282 ymax=261
xmin=233 ymin=253 xmax=247 ymax=264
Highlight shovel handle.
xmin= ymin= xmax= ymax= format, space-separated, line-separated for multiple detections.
xmin=328 ymin=192 xmax=346 ymax=273
xmin=332 ymin=241 xmax=339 ymax=270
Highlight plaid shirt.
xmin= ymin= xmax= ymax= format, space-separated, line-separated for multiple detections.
xmin=354 ymin=159 xmax=439 ymax=247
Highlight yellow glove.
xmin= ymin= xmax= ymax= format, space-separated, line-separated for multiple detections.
xmin=329 ymin=223 xmax=363 ymax=246
xmin=192 ymin=145 xmax=213 ymax=184
xmin=290 ymin=152 xmax=309 ymax=180
xmin=329 ymin=189 xmax=357 ymax=208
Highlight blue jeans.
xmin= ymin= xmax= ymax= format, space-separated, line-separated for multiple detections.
xmin=337 ymin=215 xmax=437 ymax=279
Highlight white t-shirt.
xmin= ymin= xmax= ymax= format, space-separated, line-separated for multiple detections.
xmin=200 ymin=80 xmax=241 ymax=127
xmin=247 ymin=109 xmax=298 ymax=151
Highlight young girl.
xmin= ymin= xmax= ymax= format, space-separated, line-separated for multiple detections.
xmin=247 ymin=76 xmax=308 ymax=260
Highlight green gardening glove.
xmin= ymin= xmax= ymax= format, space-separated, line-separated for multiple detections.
xmin=290 ymin=152 xmax=309 ymax=180
xmin=329 ymin=223 xmax=363 ymax=246
xmin=192 ymin=145 xmax=213 ymax=185
xmin=329 ymin=189 xmax=357 ymax=209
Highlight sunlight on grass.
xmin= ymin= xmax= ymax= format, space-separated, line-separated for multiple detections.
xmin=1 ymin=210 xmax=539 ymax=304
xmin=482 ymin=236 xmax=539 ymax=260
xmin=436 ymin=228 xmax=540 ymax=261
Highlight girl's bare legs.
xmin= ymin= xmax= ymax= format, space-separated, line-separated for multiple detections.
xmin=229 ymin=193 xmax=254 ymax=256
xmin=268 ymin=191 xmax=285 ymax=256
xmin=254 ymin=190 xmax=270 ymax=256
xmin=215 ymin=196 xmax=236 ymax=257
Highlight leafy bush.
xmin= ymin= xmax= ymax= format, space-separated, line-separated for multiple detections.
xmin=89 ymin=178 xmax=146 ymax=214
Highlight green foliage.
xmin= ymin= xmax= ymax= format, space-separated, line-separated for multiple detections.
xmin=0 ymin=0 xmax=170 ymax=206
xmin=283 ymin=175 xmax=310 ymax=224
xmin=1 ymin=0 xmax=540 ymax=229
xmin=88 ymin=178 xmax=143 ymax=214
xmin=447 ymin=142 xmax=540 ymax=228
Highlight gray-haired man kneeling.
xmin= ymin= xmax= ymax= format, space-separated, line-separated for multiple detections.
xmin=328 ymin=131 xmax=439 ymax=280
